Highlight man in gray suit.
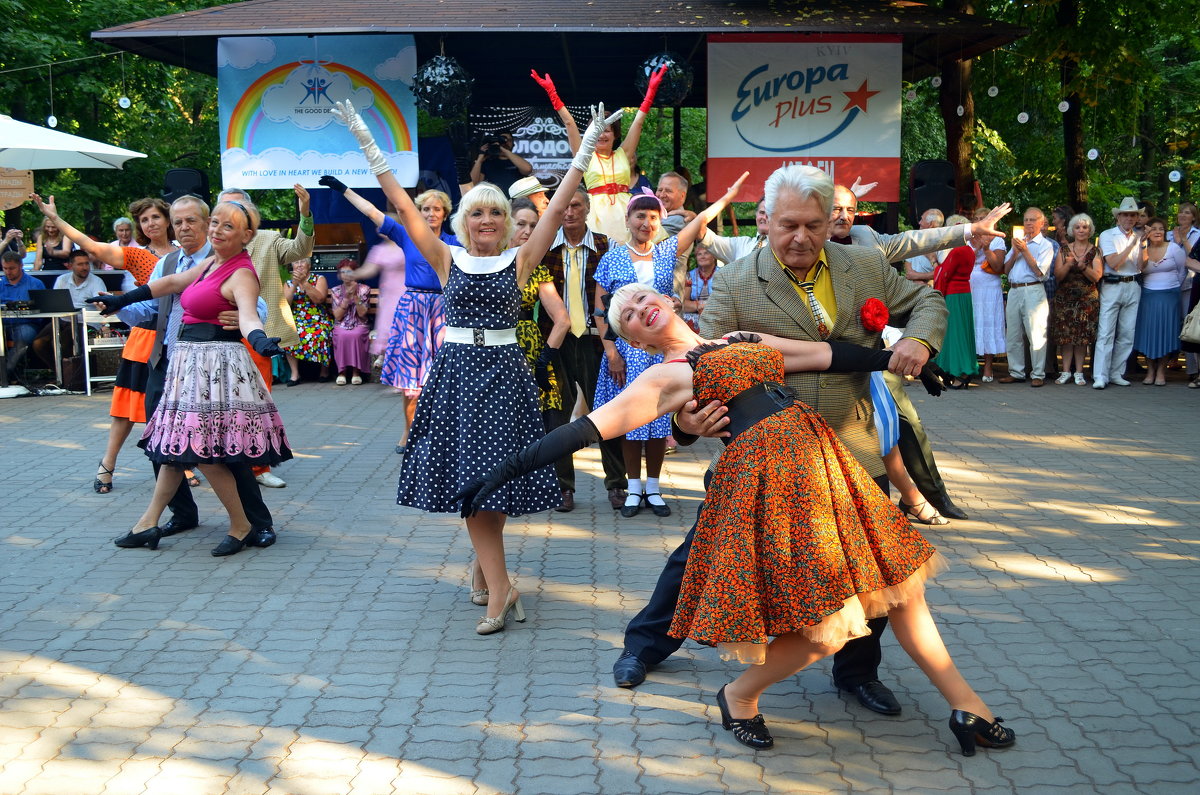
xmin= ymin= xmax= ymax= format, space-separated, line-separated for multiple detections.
xmin=828 ymin=184 xmax=1009 ymax=520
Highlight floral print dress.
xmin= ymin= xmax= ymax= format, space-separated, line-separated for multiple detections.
xmin=289 ymin=273 xmax=332 ymax=366
xmin=667 ymin=340 xmax=946 ymax=664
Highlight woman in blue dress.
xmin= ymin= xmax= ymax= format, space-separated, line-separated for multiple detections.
xmin=594 ymin=178 xmax=746 ymax=518
xmin=331 ymin=99 xmax=621 ymax=634
xmin=318 ymin=179 xmax=458 ymax=453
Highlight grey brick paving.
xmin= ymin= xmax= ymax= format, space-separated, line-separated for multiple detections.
xmin=2 ymin=374 xmax=1199 ymax=793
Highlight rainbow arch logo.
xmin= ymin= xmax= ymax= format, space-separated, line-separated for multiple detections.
xmin=225 ymin=60 xmax=412 ymax=154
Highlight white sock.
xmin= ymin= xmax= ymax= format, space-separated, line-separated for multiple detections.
xmin=627 ymin=477 xmax=643 ymax=495
xmin=645 ymin=477 xmax=660 ymax=495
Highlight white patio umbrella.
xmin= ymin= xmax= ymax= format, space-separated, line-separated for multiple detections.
xmin=0 ymin=114 xmax=146 ymax=170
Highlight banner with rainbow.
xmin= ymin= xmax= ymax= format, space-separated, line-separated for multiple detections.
xmin=218 ymin=35 xmax=418 ymax=190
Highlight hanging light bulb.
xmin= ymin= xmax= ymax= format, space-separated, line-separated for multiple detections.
xmin=956 ymin=105 xmax=964 ymax=117
xmin=1087 ymin=148 xmax=1099 ymax=160
xmin=1017 ymin=112 xmax=1029 ymax=124
xmin=987 ymin=86 xmax=999 ymax=98
xmin=118 ymin=96 xmax=131 ymax=109
xmin=930 ymin=76 xmax=942 ymax=88
xmin=47 ymin=115 xmax=58 ymax=128
xmin=1169 ymin=170 xmax=1182 ymax=183
xmin=1057 ymin=101 xmax=1070 ymax=112
xmin=905 ymin=89 xmax=917 ymax=101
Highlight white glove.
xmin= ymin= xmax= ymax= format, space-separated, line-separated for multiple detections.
xmin=571 ymin=103 xmax=624 ymax=173
xmin=331 ymin=100 xmax=390 ymax=176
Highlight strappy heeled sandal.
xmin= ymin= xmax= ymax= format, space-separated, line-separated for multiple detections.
xmin=898 ymin=499 xmax=949 ymax=525
xmin=94 ymin=461 xmax=114 ymax=494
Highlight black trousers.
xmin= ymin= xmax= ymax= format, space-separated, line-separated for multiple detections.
xmin=888 ymin=374 xmax=951 ymax=505
xmin=621 ymin=471 xmax=891 ymax=688
xmin=144 ymin=351 xmax=274 ymax=531
xmin=542 ymin=331 xmax=626 ymax=492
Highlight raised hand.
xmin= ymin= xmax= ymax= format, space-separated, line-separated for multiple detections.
xmin=294 ymin=184 xmax=310 ymax=216
xmin=331 ymin=100 xmax=389 ymax=175
xmin=28 ymin=192 xmax=57 ymax=220
xmin=849 ymin=176 xmax=878 ymax=199
xmin=319 ymin=175 xmax=348 ymax=194
xmin=572 ymin=104 xmax=624 ymax=172
xmin=972 ymin=203 xmax=1011 ymax=240
xmin=531 ymin=70 xmax=564 ymax=110
xmin=640 ymin=64 xmax=669 ymax=112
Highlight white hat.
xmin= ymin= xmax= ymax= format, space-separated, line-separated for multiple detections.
xmin=1112 ymin=196 xmax=1140 ymax=216
xmin=509 ymin=176 xmax=549 ymax=200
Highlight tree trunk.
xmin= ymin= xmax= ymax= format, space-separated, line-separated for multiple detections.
xmin=940 ymin=0 xmax=977 ymax=214
xmin=1057 ymin=0 xmax=1087 ymax=213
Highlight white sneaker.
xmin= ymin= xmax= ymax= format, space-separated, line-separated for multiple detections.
xmin=1074 ymin=372 xmax=1087 ymax=385
xmin=1092 ymin=380 xmax=1106 ymax=390
xmin=981 ymin=375 xmax=994 ymax=383
xmin=1110 ymin=376 xmax=1131 ymax=386
xmin=1055 ymin=373 xmax=1071 ymax=385
xmin=255 ymin=472 xmax=287 ymax=488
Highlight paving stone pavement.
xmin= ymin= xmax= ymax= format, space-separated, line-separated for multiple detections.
xmin=1 ymin=374 xmax=1198 ymax=795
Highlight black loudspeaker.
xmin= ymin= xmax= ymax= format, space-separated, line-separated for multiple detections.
xmin=161 ymin=168 xmax=210 ymax=205
xmin=908 ymin=159 xmax=956 ymax=226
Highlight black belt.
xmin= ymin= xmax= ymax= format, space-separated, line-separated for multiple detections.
xmin=179 ymin=323 xmax=243 ymax=342
xmin=1103 ymin=274 xmax=1137 ymax=284
xmin=722 ymin=381 xmax=795 ymax=444
xmin=405 ymin=287 xmax=442 ymax=294
xmin=517 ymin=308 xmax=536 ymax=321
xmin=1008 ymin=281 xmax=1042 ymax=288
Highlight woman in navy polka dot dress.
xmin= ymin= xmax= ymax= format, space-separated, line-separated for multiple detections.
xmin=332 ymin=99 xmax=622 ymax=634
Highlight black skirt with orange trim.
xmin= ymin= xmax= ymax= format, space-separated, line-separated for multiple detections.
xmin=109 ymin=323 xmax=155 ymax=423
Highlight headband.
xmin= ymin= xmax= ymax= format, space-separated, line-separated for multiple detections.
xmin=225 ymin=200 xmax=253 ymax=228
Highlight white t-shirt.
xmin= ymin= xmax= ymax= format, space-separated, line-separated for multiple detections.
xmin=1098 ymin=226 xmax=1142 ymax=275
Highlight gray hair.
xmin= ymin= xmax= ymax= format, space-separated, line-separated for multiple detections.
xmin=111 ymin=216 xmax=134 ymax=233
xmin=763 ymin=165 xmax=833 ymax=217
xmin=1068 ymin=213 xmax=1095 ymax=236
xmin=921 ymin=208 xmax=945 ymax=226
xmin=171 ymin=195 xmax=210 ymax=219
xmin=659 ymin=171 xmax=689 ymax=191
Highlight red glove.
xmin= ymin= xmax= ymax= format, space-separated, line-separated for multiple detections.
xmin=639 ymin=64 xmax=668 ymax=113
xmin=531 ymin=69 xmax=564 ymax=111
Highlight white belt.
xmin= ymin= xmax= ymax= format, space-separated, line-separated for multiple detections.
xmin=444 ymin=326 xmax=518 ymax=346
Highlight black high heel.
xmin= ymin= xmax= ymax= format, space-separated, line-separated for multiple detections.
xmin=948 ymin=709 xmax=1015 ymax=756
xmin=113 ymin=527 xmax=162 ymax=550
xmin=716 ymin=686 xmax=774 ymax=750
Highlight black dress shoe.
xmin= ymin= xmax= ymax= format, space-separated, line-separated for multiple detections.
xmin=619 ymin=497 xmax=643 ymax=518
xmin=211 ymin=535 xmax=248 ymax=557
xmin=160 ymin=517 xmax=200 ymax=537
xmin=930 ymin=497 xmax=969 ymax=521
xmin=245 ymin=527 xmax=276 ymax=548
xmin=645 ymin=493 xmax=671 ymax=517
xmin=113 ymin=527 xmax=162 ymax=550
xmin=612 ymin=650 xmax=647 ymax=688
xmin=840 ymin=680 xmax=902 ymax=715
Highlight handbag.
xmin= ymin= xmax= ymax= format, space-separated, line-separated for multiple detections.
xmin=1181 ymin=301 xmax=1200 ymax=345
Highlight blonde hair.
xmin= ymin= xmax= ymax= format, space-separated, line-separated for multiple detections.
xmin=212 ymin=200 xmax=260 ymax=239
xmin=414 ymin=189 xmax=452 ymax=217
xmin=451 ymin=183 xmax=514 ymax=249
xmin=605 ymin=283 xmax=670 ymax=353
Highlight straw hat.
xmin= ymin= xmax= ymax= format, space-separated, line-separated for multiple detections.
xmin=1112 ymin=196 xmax=1140 ymax=216
xmin=508 ymin=176 xmax=549 ymax=200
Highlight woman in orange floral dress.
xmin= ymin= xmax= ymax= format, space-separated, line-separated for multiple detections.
xmin=460 ymin=284 xmax=1015 ymax=757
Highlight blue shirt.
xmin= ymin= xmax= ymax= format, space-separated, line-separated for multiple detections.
xmin=1 ymin=273 xmax=44 ymax=327
xmin=380 ymin=215 xmax=458 ymax=292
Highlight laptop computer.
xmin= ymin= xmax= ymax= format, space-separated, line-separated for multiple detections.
xmin=29 ymin=289 xmax=78 ymax=313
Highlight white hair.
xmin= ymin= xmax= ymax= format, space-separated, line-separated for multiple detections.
xmin=763 ymin=165 xmax=833 ymax=217
xmin=605 ymin=283 xmax=670 ymax=354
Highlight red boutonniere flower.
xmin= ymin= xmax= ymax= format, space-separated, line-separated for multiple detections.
xmin=860 ymin=298 xmax=889 ymax=333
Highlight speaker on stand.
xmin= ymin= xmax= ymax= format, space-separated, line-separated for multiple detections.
xmin=908 ymin=159 xmax=956 ymax=226
xmin=161 ymin=168 xmax=210 ymax=205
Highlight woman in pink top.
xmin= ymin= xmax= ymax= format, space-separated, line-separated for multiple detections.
xmin=88 ymin=201 xmax=290 ymax=557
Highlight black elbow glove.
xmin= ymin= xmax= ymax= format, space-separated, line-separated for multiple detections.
xmin=85 ymin=284 xmax=152 ymax=315
xmin=456 ymin=416 xmax=602 ymax=517
xmin=319 ymin=175 xmax=348 ymax=194
xmin=826 ymin=340 xmax=893 ymax=372
xmin=247 ymin=329 xmax=285 ymax=358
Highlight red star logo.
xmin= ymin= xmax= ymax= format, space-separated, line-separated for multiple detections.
xmin=842 ymin=80 xmax=880 ymax=114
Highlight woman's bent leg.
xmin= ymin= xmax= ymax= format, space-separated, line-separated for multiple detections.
xmin=722 ymin=633 xmax=842 ymax=719
xmin=887 ymin=591 xmax=990 ymax=719
xmin=197 ymin=463 xmax=251 ymax=540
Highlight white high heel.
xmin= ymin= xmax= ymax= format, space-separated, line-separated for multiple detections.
xmin=468 ymin=561 xmax=489 ymax=606
xmin=476 ymin=587 xmax=525 ymax=635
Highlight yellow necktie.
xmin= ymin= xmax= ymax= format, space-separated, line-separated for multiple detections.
xmin=566 ymin=246 xmax=587 ymax=337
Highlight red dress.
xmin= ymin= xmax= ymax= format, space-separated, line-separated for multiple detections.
xmin=667 ymin=342 xmax=945 ymax=663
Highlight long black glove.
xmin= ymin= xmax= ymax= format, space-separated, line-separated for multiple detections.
xmin=455 ymin=416 xmax=602 ymax=517
xmin=826 ymin=340 xmax=944 ymax=396
xmin=247 ymin=329 xmax=285 ymax=358
xmin=85 ymin=284 xmax=152 ymax=316
xmin=319 ymin=175 xmax=348 ymax=194
xmin=533 ymin=345 xmax=561 ymax=392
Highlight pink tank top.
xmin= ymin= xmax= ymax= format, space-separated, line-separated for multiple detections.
xmin=180 ymin=250 xmax=257 ymax=325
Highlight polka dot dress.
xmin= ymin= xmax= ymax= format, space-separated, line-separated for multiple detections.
xmin=396 ymin=246 xmax=560 ymax=515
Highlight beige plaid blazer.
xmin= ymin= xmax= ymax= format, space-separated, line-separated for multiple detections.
xmin=700 ymin=242 xmax=947 ymax=478
xmin=245 ymin=227 xmax=315 ymax=349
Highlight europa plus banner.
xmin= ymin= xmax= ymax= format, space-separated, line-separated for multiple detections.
xmin=218 ymin=35 xmax=418 ymax=190
xmin=707 ymin=35 xmax=901 ymax=202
